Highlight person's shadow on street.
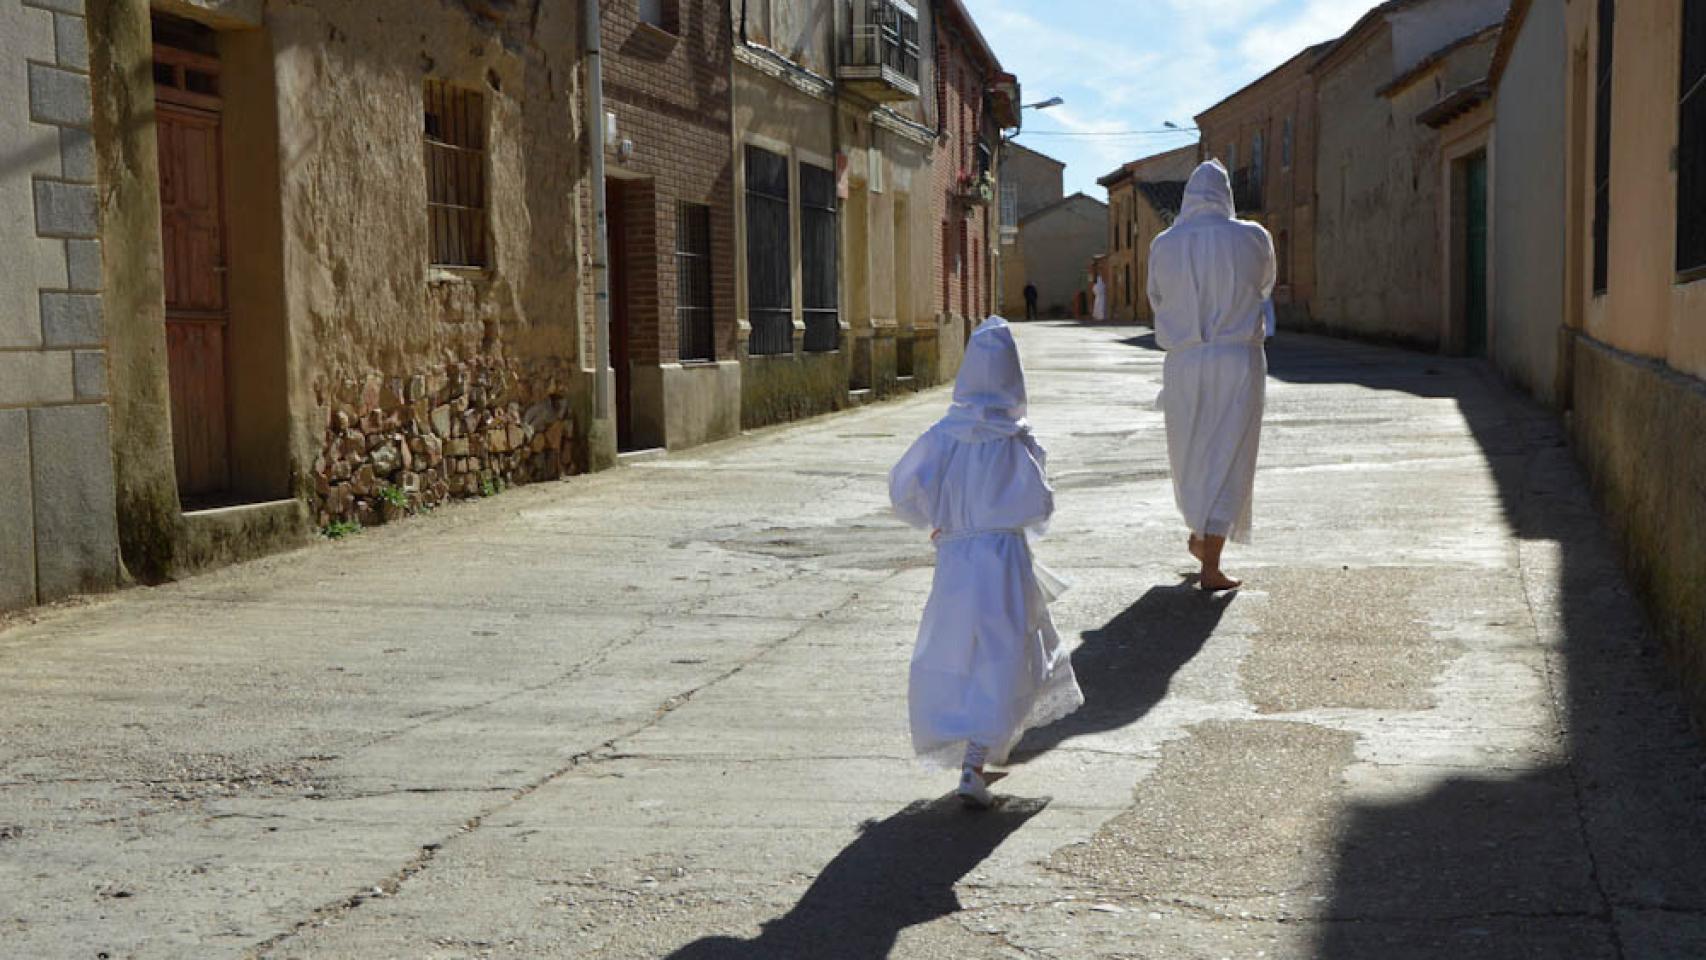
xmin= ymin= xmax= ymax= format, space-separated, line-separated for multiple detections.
xmin=1007 ymin=584 xmax=1230 ymax=763
xmin=664 ymin=795 xmax=1048 ymax=959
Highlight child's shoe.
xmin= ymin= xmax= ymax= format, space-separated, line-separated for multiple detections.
xmin=957 ymin=768 xmax=994 ymax=809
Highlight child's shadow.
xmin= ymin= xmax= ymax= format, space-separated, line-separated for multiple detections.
xmin=1008 ymin=583 xmax=1232 ymax=763
xmin=664 ymin=795 xmax=1048 ymax=959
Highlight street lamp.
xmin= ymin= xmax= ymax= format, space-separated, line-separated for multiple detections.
xmin=1023 ymin=96 xmax=1064 ymax=111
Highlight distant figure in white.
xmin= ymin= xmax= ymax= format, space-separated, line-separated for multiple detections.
xmin=1091 ymin=274 xmax=1108 ymax=322
xmin=1147 ymin=161 xmax=1275 ymax=592
xmin=889 ymin=316 xmax=1084 ymax=808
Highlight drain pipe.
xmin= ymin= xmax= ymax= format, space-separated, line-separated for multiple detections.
xmin=585 ymin=0 xmax=612 ymax=424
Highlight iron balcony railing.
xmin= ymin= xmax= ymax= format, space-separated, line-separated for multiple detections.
xmin=840 ymin=0 xmax=921 ymax=99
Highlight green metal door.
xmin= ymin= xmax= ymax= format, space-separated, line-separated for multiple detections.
xmin=1465 ymin=154 xmax=1489 ymax=358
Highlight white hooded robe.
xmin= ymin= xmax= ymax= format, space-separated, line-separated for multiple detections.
xmin=889 ymin=317 xmax=1084 ymax=767
xmin=1147 ymin=161 xmax=1275 ymax=544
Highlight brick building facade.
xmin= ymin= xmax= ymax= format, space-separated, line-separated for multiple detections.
xmin=1098 ymin=143 xmax=1196 ymax=323
xmin=595 ymin=0 xmax=739 ymax=451
xmin=932 ymin=0 xmax=1017 ymax=358
xmin=1195 ymin=43 xmax=1327 ymax=328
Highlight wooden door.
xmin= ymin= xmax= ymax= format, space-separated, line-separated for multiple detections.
xmin=156 ymin=59 xmax=230 ymax=498
xmin=1465 ymin=154 xmax=1489 ymax=359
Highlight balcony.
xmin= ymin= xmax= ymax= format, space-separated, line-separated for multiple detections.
xmin=839 ymin=0 xmax=921 ymax=103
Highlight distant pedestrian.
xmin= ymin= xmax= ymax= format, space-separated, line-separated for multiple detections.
xmin=1023 ymin=282 xmax=1039 ymax=321
xmin=1147 ymin=161 xmax=1275 ymax=592
xmin=889 ymin=316 xmax=1083 ymax=808
xmin=1091 ymin=275 xmax=1107 ymax=322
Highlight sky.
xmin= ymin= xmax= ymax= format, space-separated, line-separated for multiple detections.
xmin=962 ymin=0 xmax=1382 ymax=198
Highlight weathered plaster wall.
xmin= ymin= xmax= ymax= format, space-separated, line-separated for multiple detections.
xmin=1019 ymin=196 xmax=1106 ymax=317
xmin=3 ymin=0 xmax=121 ymax=610
xmin=1572 ymin=338 xmax=1706 ymax=722
xmin=265 ymin=1 xmax=586 ymax=527
xmin=732 ymin=48 xmax=846 ymax=427
xmin=1315 ymin=28 xmax=1496 ymax=348
xmin=1561 ymin=0 xmax=1706 ymax=728
xmin=1491 ymin=0 xmax=1566 ymax=404
xmin=1389 ymin=0 xmax=1511 ymax=72
xmin=1000 ymin=144 xmax=1062 ymax=221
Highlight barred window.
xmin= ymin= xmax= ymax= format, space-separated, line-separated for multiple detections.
xmin=1678 ymin=0 xmax=1706 ymax=276
xmin=745 ymin=146 xmax=793 ymax=355
xmin=1593 ymin=0 xmax=1614 ymax=294
xmin=801 ymin=162 xmax=840 ymax=353
xmin=676 ymin=204 xmax=714 ymax=362
xmin=424 ymin=80 xmax=489 ymax=268
xmin=1282 ymin=115 xmax=1293 ymax=169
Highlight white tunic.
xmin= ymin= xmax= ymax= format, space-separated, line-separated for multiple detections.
xmin=889 ymin=317 xmax=1083 ymax=767
xmin=1092 ymin=276 xmax=1108 ymax=321
xmin=1147 ymin=161 xmax=1275 ymax=544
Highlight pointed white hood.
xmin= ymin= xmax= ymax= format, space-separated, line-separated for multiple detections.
xmin=938 ymin=316 xmax=1030 ymax=442
xmin=1177 ymin=160 xmax=1235 ymax=223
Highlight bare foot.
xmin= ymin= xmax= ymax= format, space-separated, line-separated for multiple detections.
xmin=1199 ymin=569 xmax=1242 ymax=592
xmin=1187 ymin=535 xmax=1204 ymax=562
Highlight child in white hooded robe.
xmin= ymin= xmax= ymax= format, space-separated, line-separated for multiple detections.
xmin=889 ymin=316 xmax=1084 ymax=807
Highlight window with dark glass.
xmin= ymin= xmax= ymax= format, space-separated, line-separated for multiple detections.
xmin=1593 ymin=0 xmax=1614 ymax=294
xmin=801 ymin=162 xmax=840 ymax=353
xmin=1678 ymin=0 xmax=1706 ymax=276
xmin=745 ymin=145 xmax=793 ymax=355
xmin=676 ymin=203 xmax=714 ymax=362
xmin=1282 ymin=116 xmax=1293 ymax=169
xmin=424 ymin=80 xmax=489 ymax=268
xmin=638 ymin=0 xmax=678 ymax=32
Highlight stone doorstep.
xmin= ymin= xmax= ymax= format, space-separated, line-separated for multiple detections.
xmin=180 ymin=498 xmax=302 ymax=521
xmin=616 ymin=447 xmax=668 ymax=464
xmin=176 ymin=497 xmax=310 ymax=575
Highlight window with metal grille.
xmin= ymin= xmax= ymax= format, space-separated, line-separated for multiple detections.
xmin=1593 ymin=0 xmax=1614 ymax=294
xmin=1252 ymin=130 xmax=1265 ymax=196
xmin=424 ymin=81 xmax=489 ymax=269
xmin=745 ymin=145 xmax=793 ymax=355
xmin=676 ymin=203 xmax=714 ymax=362
xmin=801 ymin=162 xmax=840 ymax=353
xmin=1678 ymin=0 xmax=1706 ymax=277
xmin=1282 ymin=116 xmax=1293 ymax=169
xmin=1000 ymin=182 xmax=1018 ymax=229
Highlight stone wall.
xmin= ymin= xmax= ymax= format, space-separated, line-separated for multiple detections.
xmin=311 ymin=355 xmax=577 ymax=529
xmin=1 ymin=0 xmax=119 ymax=610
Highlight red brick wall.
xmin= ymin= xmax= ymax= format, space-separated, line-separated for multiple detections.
xmin=932 ymin=28 xmax=994 ymax=324
xmin=596 ymin=0 xmax=736 ymax=365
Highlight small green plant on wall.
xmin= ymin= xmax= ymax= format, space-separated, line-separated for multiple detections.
xmin=322 ymin=519 xmax=361 ymax=540
xmin=379 ymin=484 xmax=408 ymax=509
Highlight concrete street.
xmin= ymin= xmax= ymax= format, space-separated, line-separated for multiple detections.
xmin=4 ymin=322 xmax=1706 ymax=959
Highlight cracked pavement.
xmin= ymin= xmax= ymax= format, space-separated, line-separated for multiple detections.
xmin=3 ymin=323 xmax=1706 ymax=959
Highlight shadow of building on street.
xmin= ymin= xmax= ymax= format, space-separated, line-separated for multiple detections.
xmin=1256 ymin=333 xmax=1706 ymax=958
xmin=664 ymin=795 xmax=1048 ymax=960
xmin=1009 ymin=584 xmax=1230 ymax=764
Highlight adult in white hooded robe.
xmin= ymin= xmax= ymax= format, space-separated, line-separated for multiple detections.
xmin=1091 ymin=275 xmax=1108 ymax=322
xmin=1147 ymin=161 xmax=1275 ymax=591
xmin=889 ymin=317 xmax=1083 ymax=776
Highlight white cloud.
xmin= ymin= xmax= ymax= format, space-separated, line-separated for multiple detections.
xmin=962 ymin=0 xmax=1379 ymax=196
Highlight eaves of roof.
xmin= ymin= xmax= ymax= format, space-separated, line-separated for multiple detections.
xmin=1376 ymin=21 xmax=1503 ymax=99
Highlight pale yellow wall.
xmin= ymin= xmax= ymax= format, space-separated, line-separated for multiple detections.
xmin=1570 ymin=0 xmax=1705 ymax=380
xmin=732 ymin=64 xmax=835 ymax=333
